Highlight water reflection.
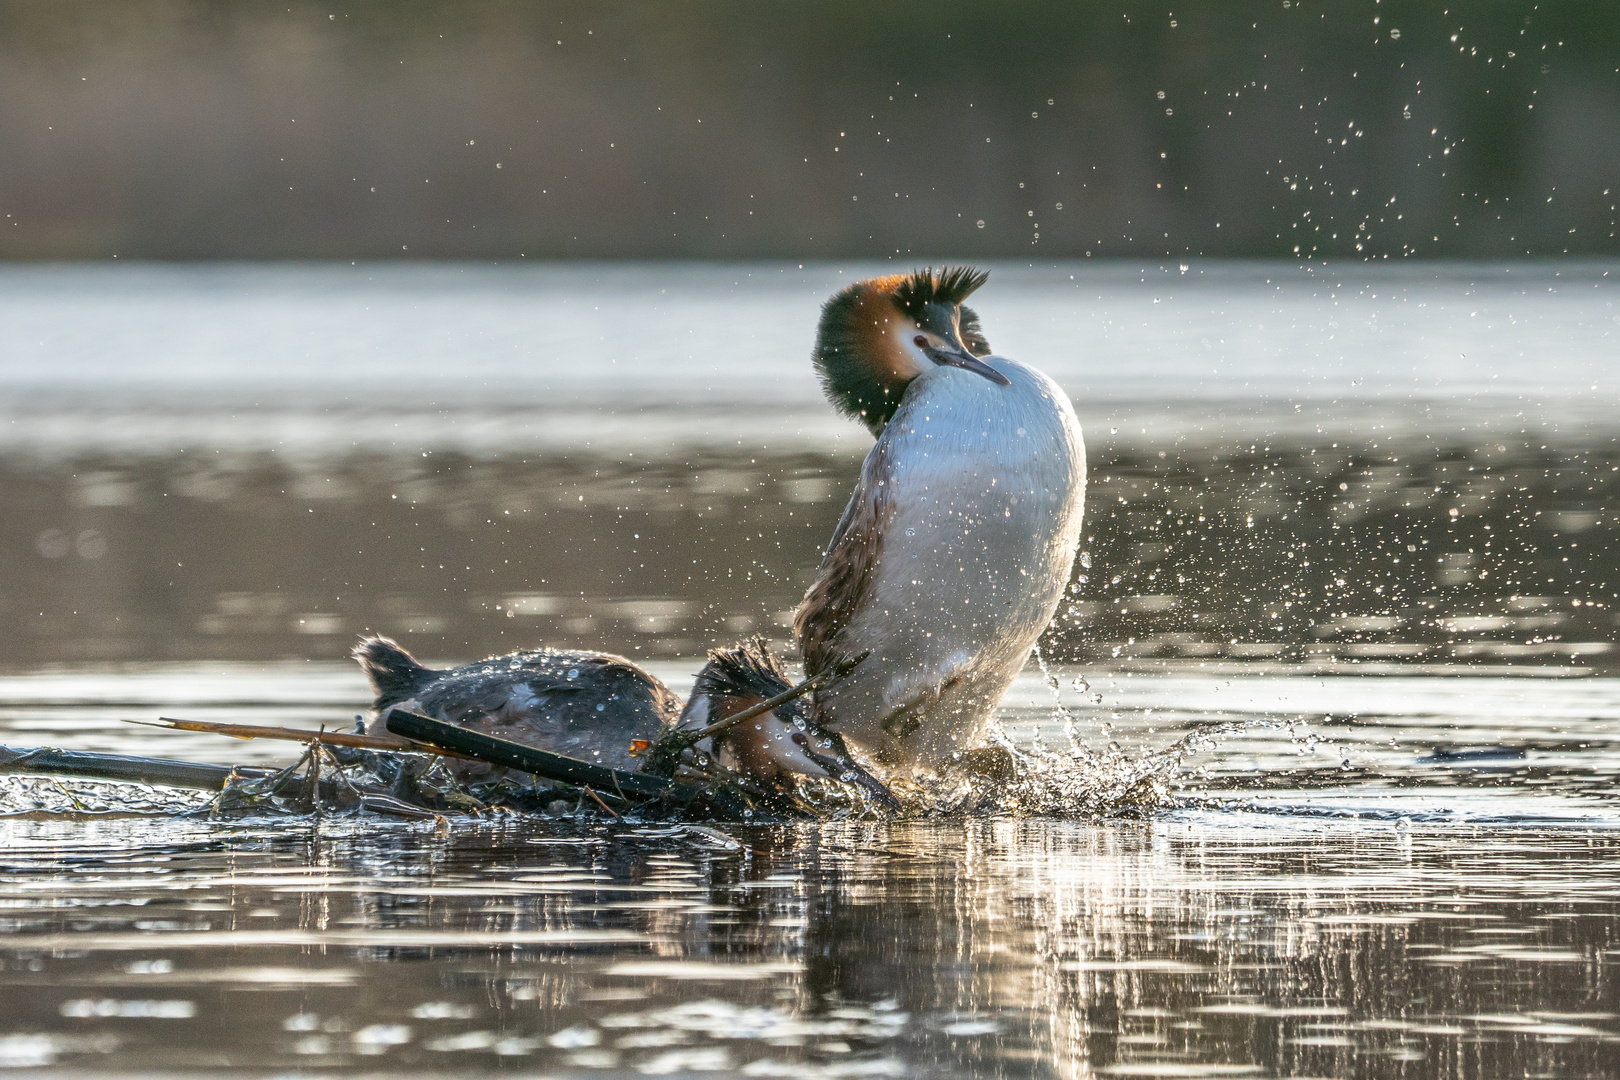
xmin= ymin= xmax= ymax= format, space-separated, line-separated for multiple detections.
xmin=1 ymin=260 xmax=1616 ymax=670
xmin=2 ymin=432 xmax=1614 ymax=669
xmin=3 ymin=260 xmax=1619 ymax=1076
xmin=1 ymin=816 xmax=1615 ymax=1076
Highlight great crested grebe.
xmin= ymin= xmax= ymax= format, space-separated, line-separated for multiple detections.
xmin=352 ymin=636 xmax=892 ymax=803
xmin=672 ymin=637 xmax=894 ymax=805
xmin=795 ymin=266 xmax=1086 ymax=767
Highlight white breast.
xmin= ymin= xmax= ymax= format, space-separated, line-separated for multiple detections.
xmin=820 ymin=356 xmax=1086 ymax=764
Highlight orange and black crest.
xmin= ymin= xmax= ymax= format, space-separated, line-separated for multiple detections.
xmin=890 ymin=266 xmax=990 ymax=320
xmin=812 ymin=266 xmax=992 ymax=437
xmin=692 ymin=637 xmax=793 ymax=703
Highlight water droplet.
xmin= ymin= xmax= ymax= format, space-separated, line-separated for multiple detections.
xmin=567 ymin=669 xmax=580 ymax=680
xmin=35 ymin=529 xmax=69 ymax=559
xmin=75 ymin=530 xmax=107 ymax=559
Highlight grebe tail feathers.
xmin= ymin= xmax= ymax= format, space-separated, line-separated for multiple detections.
xmin=352 ymin=636 xmax=440 ymax=709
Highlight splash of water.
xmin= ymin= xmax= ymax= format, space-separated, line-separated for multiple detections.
xmin=888 ymin=647 xmax=1293 ymax=818
xmin=973 ymin=716 xmax=1285 ymax=817
xmin=1 ymin=647 xmax=1315 ymax=823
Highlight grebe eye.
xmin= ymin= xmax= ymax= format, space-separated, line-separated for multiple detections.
xmin=913 ymin=335 xmax=929 ymax=348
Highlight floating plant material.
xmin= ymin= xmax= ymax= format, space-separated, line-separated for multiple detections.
xmin=0 ymin=701 xmax=829 ymax=823
xmin=2 ymin=655 xmax=1253 ymax=824
xmin=384 ymin=709 xmax=781 ymax=821
xmin=136 ymin=716 xmax=472 ymax=758
xmin=0 ymin=722 xmax=1203 ymax=823
xmin=1 ymin=698 xmax=1244 ymax=822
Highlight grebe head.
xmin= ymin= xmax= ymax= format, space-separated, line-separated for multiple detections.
xmin=813 ymin=265 xmax=1008 ymax=437
xmin=678 ymin=637 xmax=821 ymax=780
xmin=679 ymin=639 xmax=897 ymax=807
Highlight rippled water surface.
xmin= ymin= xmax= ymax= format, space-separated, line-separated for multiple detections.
xmin=2 ymin=262 xmax=1619 ymax=1076
xmin=3 ymin=666 xmax=1619 ymax=1077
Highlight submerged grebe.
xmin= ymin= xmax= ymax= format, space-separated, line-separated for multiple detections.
xmin=352 ymin=636 xmax=892 ymax=803
xmin=794 ymin=266 xmax=1087 ymax=766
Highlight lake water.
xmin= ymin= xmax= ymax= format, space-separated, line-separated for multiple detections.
xmin=1 ymin=261 xmax=1618 ymax=1077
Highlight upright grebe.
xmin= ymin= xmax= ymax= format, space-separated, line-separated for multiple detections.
xmin=794 ymin=266 xmax=1086 ymax=766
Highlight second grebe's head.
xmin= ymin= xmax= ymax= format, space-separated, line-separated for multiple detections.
xmin=812 ymin=265 xmax=1006 ymax=437
xmin=679 ymin=639 xmax=899 ymax=812
xmin=678 ymin=637 xmax=819 ymax=779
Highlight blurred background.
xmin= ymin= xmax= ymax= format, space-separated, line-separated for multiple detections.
xmin=0 ymin=0 xmax=1615 ymax=671
xmin=4 ymin=13 xmax=1618 ymax=1075
xmin=1 ymin=0 xmax=1616 ymax=260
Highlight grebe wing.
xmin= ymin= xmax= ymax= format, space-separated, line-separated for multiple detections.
xmin=794 ymin=437 xmax=894 ymax=676
xmin=419 ymin=671 xmax=585 ymax=725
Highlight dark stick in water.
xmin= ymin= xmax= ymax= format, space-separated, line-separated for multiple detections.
xmin=384 ymin=710 xmax=672 ymax=797
xmin=383 ymin=709 xmax=767 ymax=821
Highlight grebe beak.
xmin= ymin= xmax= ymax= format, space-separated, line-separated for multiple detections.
xmin=925 ymin=343 xmax=1011 ymax=386
xmin=919 ymin=310 xmax=1011 ymax=386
